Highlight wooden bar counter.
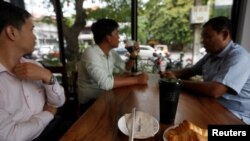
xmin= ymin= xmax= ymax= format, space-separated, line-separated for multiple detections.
xmin=60 ymin=74 xmax=244 ymax=141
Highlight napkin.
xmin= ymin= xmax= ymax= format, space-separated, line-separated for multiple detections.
xmin=125 ymin=111 xmax=155 ymax=138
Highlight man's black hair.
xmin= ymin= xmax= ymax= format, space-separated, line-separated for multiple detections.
xmin=91 ymin=18 xmax=119 ymax=44
xmin=203 ymin=16 xmax=232 ymax=37
xmin=0 ymin=1 xmax=31 ymax=33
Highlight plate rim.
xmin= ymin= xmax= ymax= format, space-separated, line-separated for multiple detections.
xmin=163 ymin=125 xmax=178 ymax=141
xmin=118 ymin=112 xmax=159 ymax=139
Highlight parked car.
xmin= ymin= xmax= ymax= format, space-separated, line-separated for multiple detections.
xmin=114 ymin=47 xmax=127 ymax=55
xmin=138 ymin=45 xmax=155 ymax=59
xmin=115 ymin=45 xmax=157 ymax=60
xmin=114 ymin=47 xmax=129 ymax=61
xmin=32 ymin=45 xmax=60 ymax=61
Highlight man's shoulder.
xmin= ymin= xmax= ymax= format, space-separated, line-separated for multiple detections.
xmin=81 ymin=46 xmax=103 ymax=61
xmin=230 ymin=43 xmax=250 ymax=57
xmin=230 ymin=42 xmax=247 ymax=51
xmin=82 ymin=46 xmax=100 ymax=54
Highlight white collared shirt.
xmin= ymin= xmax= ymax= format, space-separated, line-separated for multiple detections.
xmin=0 ymin=58 xmax=65 ymax=141
xmin=77 ymin=45 xmax=126 ymax=104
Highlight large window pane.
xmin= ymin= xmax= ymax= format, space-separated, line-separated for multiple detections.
xmin=58 ymin=0 xmax=132 ymax=69
xmin=137 ymin=0 xmax=233 ymax=72
xmin=24 ymin=0 xmax=62 ymax=67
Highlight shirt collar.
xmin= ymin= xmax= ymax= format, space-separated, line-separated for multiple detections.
xmin=217 ymin=40 xmax=234 ymax=58
xmin=0 ymin=57 xmax=27 ymax=73
xmin=95 ymin=45 xmax=113 ymax=58
xmin=0 ymin=63 xmax=6 ymax=73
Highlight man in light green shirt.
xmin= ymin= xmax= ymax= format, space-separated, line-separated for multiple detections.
xmin=77 ymin=18 xmax=148 ymax=104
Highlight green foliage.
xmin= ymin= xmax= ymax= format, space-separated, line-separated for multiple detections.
xmin=64 ymin=16 xmax=75 ymax=27
xmin=138 ymin=0 xmax=194 ymax=48
xmin=86 ymin=0 xmax=131 ymax=22
xmin=60 ymin=0 xmax=206 ymax=51
xmin=42 ymin=0 xmax=220 ymax=54
xmin=85 ymin=0 xmax=132 ymax=38
xmin=38 ymin=16 xmax=56 ymax=25
xmin=39 ymin=54 xmax=62 ymax=66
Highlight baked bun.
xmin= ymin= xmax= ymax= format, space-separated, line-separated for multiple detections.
xmin=166 ymin=120 xmax=207 ymax=141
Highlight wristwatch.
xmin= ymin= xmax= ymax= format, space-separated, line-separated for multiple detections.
xmin=49 ymin=75 xmax=56 ymax=85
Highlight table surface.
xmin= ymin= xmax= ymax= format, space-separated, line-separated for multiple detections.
xmin=60 ymin=74 xmax=245 ymax=141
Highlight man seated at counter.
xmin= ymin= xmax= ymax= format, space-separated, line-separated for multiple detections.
xmin=77 ymin=18 xmax=148 ymax=108
xmin=162 ymin=16 xmax=250 ymax=124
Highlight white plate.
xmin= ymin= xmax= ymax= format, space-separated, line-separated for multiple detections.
xmin=118 ymin=111 xmax=159 ymax=139
xmin=163 ymin=125 xmax=177 ymax=141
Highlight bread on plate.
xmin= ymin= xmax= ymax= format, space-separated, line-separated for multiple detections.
xmin=165 ymin=120 xmax=208 ymax=141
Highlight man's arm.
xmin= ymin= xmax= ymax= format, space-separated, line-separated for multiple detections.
xmin=113 ymin=73 xmax=148 ymax=88
xmin=162 ymin=67 xmax=228 ymax=98
xmin=13 ymin=62 xmax=65 ymax=107
xmin=162 ymin=68 xmax=196 ymax=80
xmin=125 ymin=42 xmax=140 ymax=71
xmin=173 ymin=68 xmax=196 ymax=79
xmin=0 ymin=61 xmax=65 ymax=140
xmin=125 ymin=58 xmax=136 ymax=71
xmin=181 ymin=80 xmax=229 ymax=98
xmin=0 ymin=108 xmax=55 ymax=141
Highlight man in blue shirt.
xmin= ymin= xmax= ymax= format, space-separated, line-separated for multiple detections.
xmin=162 ymin=16 xmax=250 ymax=124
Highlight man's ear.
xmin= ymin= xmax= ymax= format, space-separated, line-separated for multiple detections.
xmin=221 ymin=29 xmax=230 ymax=40
xmin=106 ymin=34 xmax=112 ymax=42
xmin=5 ymin=26 xmax=17 ymax=41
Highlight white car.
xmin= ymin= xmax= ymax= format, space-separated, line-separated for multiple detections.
xmin=138 ymin=45 xmax=155 ymax=59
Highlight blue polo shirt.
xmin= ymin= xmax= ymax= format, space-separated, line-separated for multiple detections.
xmin=192 ymin=41 xmax=250 ymax=124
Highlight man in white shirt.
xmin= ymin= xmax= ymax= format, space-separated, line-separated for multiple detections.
xmin=0 ymin=1 xmax=65 ymax=140
xmin=77 ymin=18 xmax=148 ymax=105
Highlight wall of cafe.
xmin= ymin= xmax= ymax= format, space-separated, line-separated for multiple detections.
xmin=237 ymin=0 xmax=250 ymax=52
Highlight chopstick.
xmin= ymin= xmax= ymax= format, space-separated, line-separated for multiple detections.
xmin=129 ymin=107 xmax=136 ymax=141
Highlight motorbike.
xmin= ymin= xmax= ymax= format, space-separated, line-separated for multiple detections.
xmin=148 ymin=52 xmax=193 ymax=73
xmin=165 ymin=52 xmax=193 ymax=70
xmin=148 ymin=53 xmax=168 ymax=73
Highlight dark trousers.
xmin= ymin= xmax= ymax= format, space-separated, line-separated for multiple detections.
xmin=33 ymin=115 xmax=72 ymax=141
xmin=33 ymin=99 xmax=95 ymax=141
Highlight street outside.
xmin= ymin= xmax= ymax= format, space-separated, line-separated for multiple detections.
xmin=135 ymin=51 xmax=205 ymax=73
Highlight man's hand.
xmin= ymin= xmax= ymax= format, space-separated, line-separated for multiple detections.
xmin=161 ymin=70 xmax=177 ymax=79
xmin=13 ymin=62 xmax=52 ymax=83
xmin=43 ymin=104 xmax=57 ymax=115
xmin=130 ymin=42 xmax=140 ymax=58
xmin=136 ymin=73 xmax=149 ymax=85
